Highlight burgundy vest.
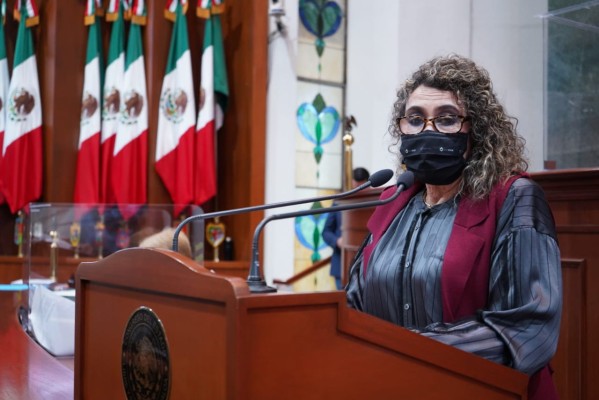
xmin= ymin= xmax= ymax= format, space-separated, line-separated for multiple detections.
xmin=363 ymin=175 xmax=557 ymax=400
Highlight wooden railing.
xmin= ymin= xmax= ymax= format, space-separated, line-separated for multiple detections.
xmin=272 ymin=256 xmax=332 ymax=286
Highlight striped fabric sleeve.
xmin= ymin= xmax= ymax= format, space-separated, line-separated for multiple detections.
xmin=419 ymin=179 xmax=562 ymax=375
xmin=345 ymin=235 xmax=371 ymax=310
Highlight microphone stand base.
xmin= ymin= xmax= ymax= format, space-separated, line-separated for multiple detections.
xmin=247 ymin=279 xmax=277 ymax=293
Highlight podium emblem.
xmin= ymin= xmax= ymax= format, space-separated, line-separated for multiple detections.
xmin=122 ymin=307 xmax=170 ymax=400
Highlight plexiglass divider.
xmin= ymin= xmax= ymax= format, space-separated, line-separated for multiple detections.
xmin=21 ymin=203 xmax=204 ymax=324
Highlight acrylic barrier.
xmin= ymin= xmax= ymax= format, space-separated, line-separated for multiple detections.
xmin=14 ymin=203 xmax=204 ymax=357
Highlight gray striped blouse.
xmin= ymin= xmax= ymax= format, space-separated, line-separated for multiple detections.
xmin=345 ymin=178 xmax=562 ymax=375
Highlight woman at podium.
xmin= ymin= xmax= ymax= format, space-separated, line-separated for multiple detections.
xmin=345 ymin=54 xmax=561 ymax=400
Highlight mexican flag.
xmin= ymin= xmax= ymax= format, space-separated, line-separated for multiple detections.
xmin=100 ymin=0 xmax=126 ymax=204
xmin=111 ymin=4 xmax=148 ymax=219
xmin=195 ymin=0 xmax=228 ymax=205
xmin=1 ymin=0 xmax=42 ymax=214
xmin=74 ymin=9 xmax=102 ymax=204
xmin=0 ymin=2 xmax=10 ymax=205
xmin=156 ymin=0 xmax=196 ymax=217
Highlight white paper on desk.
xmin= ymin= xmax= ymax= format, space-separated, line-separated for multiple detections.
xmin=29 ymin=285 xmax=75 ymax=357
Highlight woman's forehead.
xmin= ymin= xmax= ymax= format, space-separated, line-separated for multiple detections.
xmin=406 ymin=86 xmax=461 ymax=110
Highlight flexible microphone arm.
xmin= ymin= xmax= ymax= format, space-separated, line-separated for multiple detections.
xmin=171 ymin=169 xmax=393 ymax=251
xmin=247 ymin=171 xmax=415 ymax=293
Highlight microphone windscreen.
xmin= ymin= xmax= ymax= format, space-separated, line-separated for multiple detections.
xmin=396 ymin=171 xmax=415 ymax=188
xmin=369 ymin=169 xmax=394 ymax=187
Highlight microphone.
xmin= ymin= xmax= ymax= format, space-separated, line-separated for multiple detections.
xmin=247 ymin=171 xmax=415 ymax=293
xmin=172 ymin=169 xmax=393 ymax=251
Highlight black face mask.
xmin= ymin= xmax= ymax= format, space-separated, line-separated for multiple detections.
xmin=400 ymin=131 xmax=468 ymax=185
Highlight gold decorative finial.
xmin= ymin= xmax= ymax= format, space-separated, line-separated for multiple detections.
xmin=15 ymin=210 xmax=24 ymax=258
xmin=342 ymin=115 xmax=357 ymax=190
xmin=70 ymin=222 xmax=81 ymax=259
xmin=50 ymin=230 xmax=59 ymax=281
xmin=95 ymin=216 xmax=105 ymax=259
xmin=343 ymin=115 xmax=357 ymax=132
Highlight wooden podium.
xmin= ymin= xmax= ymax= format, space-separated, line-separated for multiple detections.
xmin=75 ymin=248 xmax=528 ymax=399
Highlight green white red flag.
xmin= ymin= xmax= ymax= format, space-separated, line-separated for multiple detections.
xmin=128 ymin=0 xmax=146 ymax=25
xmin=12 ymin=0 xmax=38 ymax=25
xmin=0 ymin=0 xmax=10 ymax=205
xmin=1 ymin=0 xmax=42 ymax=214
xmin=101 ymin=0 xmax=125 ymax=204
xmin=106 ymin=0 xmax=129 ymax=21
xmin=164 ymin=0 xmax=188 ymax=21
xmin=195 ymin=0 xmax=228 ymax=205
xmin=74 ymin=1 xmax=103 ymax=205
xmin=156 ymin=0 xmax=196 ymax=216
xmin=84 ymin=0 xmax=103 ymax=24
xmin=111 ymin=1 xmax=147 ymax=219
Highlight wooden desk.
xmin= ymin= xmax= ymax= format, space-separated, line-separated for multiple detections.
xmin=0 ymin=256 xmax=84 ymax=284
xmin=0 ymin=289 xmax=74 ymax=399
xmin=0 ymin=255 xmax=249 ymax=285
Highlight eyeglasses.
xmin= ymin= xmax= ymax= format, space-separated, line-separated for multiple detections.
xmin=397 ymin=114 xmax=470 ymax=135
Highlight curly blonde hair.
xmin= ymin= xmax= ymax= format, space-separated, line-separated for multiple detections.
xmin=389 ymin=54 xmax=528 ymax=199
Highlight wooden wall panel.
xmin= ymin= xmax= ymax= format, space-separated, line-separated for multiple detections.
xmin=40 ymin=0 xmax=86 ymax=202
xmin=552 ymin=258 xmax=586 ymax=400
xmin=215 ymin=0 xmax=268 ymax=263
xmin=525 ymin=168 xmax=599 ymax=400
